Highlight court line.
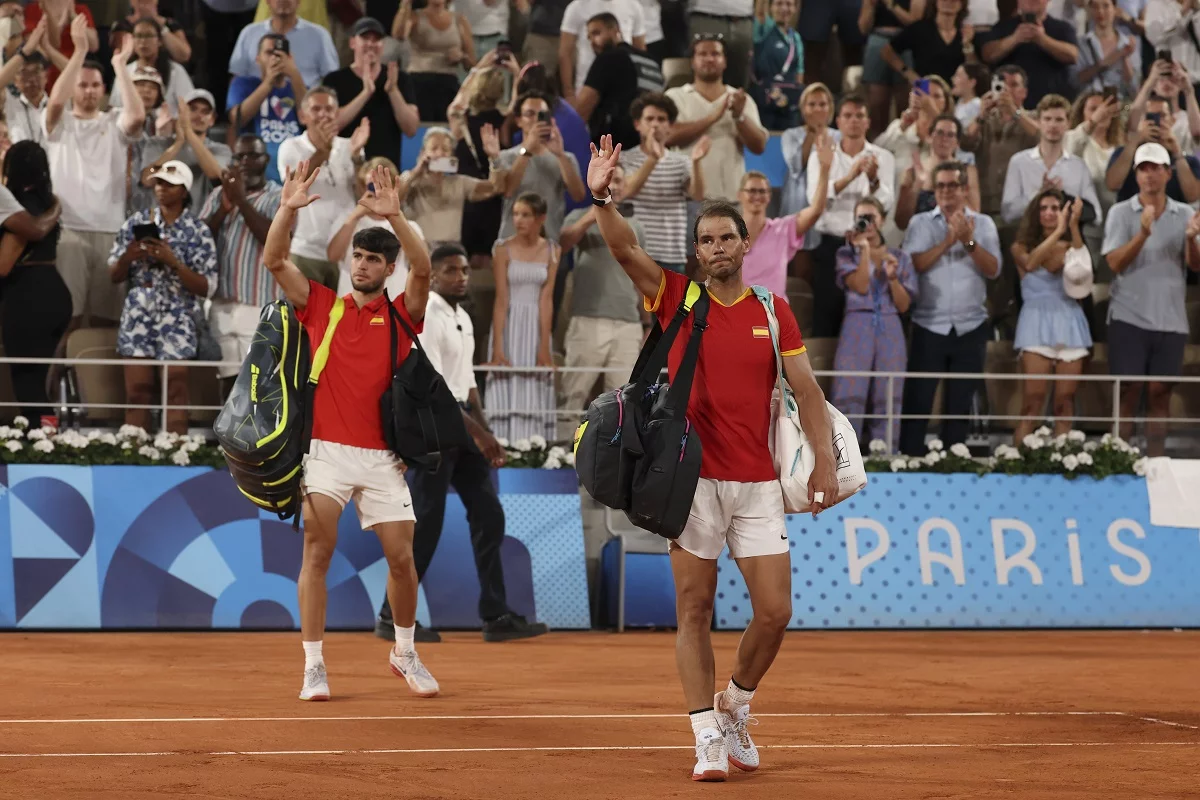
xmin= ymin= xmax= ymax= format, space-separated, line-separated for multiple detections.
xmin=0 ymin=711 xmax=1129 ymax=725
xmin=1134 ymin=716 xmax=1200 ymax=731
xmin=1 ymin=742 xmax=1198 ymax=759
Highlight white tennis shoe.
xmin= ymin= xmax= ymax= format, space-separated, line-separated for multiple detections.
xmin=715 ymin=691 xmax=760 ymax=771
xmin=389 ymin=647 xmax=440 ymax=697
xmin=298 ymin=662 xmax=330 ymax=701
xmin=691 ymin=727 xmax=728 ymax=782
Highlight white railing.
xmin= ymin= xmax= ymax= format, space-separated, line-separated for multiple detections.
xmin=3 ymin=357 xmax=1199 ymax=452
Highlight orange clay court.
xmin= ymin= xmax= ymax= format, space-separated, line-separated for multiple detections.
xmin=1 ymin=630 xmax=1198 ymax=799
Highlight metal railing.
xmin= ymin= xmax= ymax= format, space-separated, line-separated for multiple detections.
xmin=3 ymin=356 xmax=1199 ymax=452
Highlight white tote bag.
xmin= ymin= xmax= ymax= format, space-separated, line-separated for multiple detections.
xmin=752 ymin=287 xmax=868 ymax=513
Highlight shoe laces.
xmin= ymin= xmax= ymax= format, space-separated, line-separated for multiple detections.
xmin=397 ymin=648 xmax=432 ymax=680
xmin=304 ymin=663 xmax=326 ymax=687
xmin=730 ymin=708 xmax=758 ymax=748
xmin=695 ymin=729 xmax=724 ymax=763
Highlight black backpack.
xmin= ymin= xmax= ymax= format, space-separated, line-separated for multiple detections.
xmin=379 ymin=292 xmax=471 ymax=472
xmin=573 ymin=281 xmax=710 ymax=538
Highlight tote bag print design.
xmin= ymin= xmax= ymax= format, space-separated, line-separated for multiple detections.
xmin=751 ymin=287 xmax=867 ymax=513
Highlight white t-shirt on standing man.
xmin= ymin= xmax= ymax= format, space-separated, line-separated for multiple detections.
xmin=276 ymin=132 xmax=359 ymax=262
xmin=44 ymin=110 xmax=141 ymax=233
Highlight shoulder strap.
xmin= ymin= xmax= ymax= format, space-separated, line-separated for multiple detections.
xmin=630 ymin=280 xmax=705 ymax=384
xmin=384 ymin=291 xmax=430 ymax=366
xmin=309 ymin=297 xmax=345 ymax=386
xmin=752 ymin=285 xmax=790 ymax=404
xmin=662 ymin=289 xmax=710 ymax=420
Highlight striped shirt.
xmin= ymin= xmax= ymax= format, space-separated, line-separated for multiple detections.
xmin=199 ymin=182 xmax=283 ymax=308
xmin=619 ymin=147 xmax=691 ymax=264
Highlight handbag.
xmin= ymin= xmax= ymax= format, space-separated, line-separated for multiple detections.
xmin=379 ymin=291 xmax=471 ymax=473
xmin=751 ymin=287 xmax=867 ymax=513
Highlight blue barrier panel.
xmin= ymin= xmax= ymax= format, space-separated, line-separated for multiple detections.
xmin=0 ymin=465 xmax=589 ymax=631
xmin=715 ymin=474 xmax=1200 ymax=630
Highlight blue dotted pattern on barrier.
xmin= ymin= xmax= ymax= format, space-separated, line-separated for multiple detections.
xmin=714 ymin=474 xmax=1200 ymax=629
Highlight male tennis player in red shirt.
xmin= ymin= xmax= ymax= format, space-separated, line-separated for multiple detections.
xmin=588 ymin=135 xmax=840 ymax=781
xmin=263 ymin=161 xmax=439 ymax=702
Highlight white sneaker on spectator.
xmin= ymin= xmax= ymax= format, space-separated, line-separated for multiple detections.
xmin=389 ymin=646 xmax=440 ymax=697
xmin=715 ymin=690 xmax=760 ymax=771
xmin=298 ymin=662 xmax=330 ymax=701
xmin=691 ymin=727 xmax=728 ymax=782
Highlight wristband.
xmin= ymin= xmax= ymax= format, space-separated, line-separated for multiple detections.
xmin=592 ymin=192 xmax=613 ymax=207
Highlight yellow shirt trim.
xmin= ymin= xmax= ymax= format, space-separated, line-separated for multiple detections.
xmin=644 ymin=272 xmax=667 ymax=313
xmin=781 ymin=346 xmax=806 ymax=357
xmin=708 ymin=287 xmax=752 ymax=307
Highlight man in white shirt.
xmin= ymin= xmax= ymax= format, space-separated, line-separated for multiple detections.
xmin=458 ymin=0 xmax=510 ymax=59
xmin=665 ymin=34 xmax=768 ymax=203
xmin=276 ymin=86 xmax=370 ymax=290
xmin=0 ymin=23 xmax=50 ymax=146
xmin=1146 ymin=0 xmax=1200 ymax=83
xmin=806 ymin=93 xmax=895 ymax=337
xmin=373 ymin=243 xmax=551 ymax=644
xmin=558 ymin=0 xmax=646 ymax=102
xmin=687 ymin=0 xmax=755 ymax=89
xmin=45 ymin=17 xmax=145 ymax=326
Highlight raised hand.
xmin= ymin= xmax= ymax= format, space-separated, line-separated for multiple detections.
xmin=385 ymin=61 xmax=399 ymax=93
xmin=480 ymin=122 xmax=501 ymax=159
xmin=308 ymin=120 xmax=333 ymax=154
xmin=883 ymin=252 xmax=899 ymax=280
xmin=1069 ymin=196 xmax=1084 ymax=227
xmin=546 ymin=122 xmax=565 ymax=155
xmin=1041 ymin=172 xmax=1063 ymax=191
xmin=862 ymin=154 xmax=879 ymax=181
xmin=1186 ymin=209 xmax=1200 ymax=239
xmin=961 ymin=22 xmax=974 ymax=45
xmin=1140 ymin=202 xmax=1156 ymax=235
xmin=644 ymin=133 xmax=665 ymax=160
xmin=816 ymin=134 xmax=835 ymax=171
xmin=729 ymin=89 xmax=748 ymax=118
xmin=72 ymin=14 xmax=91 ymax=54
xmin=142 ymin=239 xmax=181 ymax=269
xmin=586 ymin=134 xmax=623 ymax=197
xmin=222 ymin=168 xmax=247 ymax=207
xmin=282 ymin=161 xmax=321 ymax=210
xmin=23 ymin=16 xmax=46 ymax=55
xmin=358 ymin=164 xmax=401 ymax=217
xmin=349 ymin=117 xmax=371 ymax=154
xmin=690 ymin=135 xmax=712 ymax=163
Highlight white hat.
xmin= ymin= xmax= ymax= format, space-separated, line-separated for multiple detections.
xmin=149 ymin=160 xmax=194 ymax=191
xmin=183 ymin=88 xmax=217 ymax=110
xmin=1062 ymin=245 xmax=1094 ymax=301
xmin=130 ymin=64 xmax=164 ymax=90
xmin=1134 ymin=142 xmax=1172 ymax=167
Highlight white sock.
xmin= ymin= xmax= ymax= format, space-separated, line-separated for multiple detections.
xmin=302 ymin=640 xmax=323 ymax=670
xmin=723 ymin=678 xmax=755 ymax=711
xmin=690 ymin=708 xmax=718 ymax=737
xmin=394 ymin=624 xmax=415 ymax=654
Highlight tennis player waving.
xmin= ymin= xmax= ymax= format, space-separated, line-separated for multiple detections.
xmin=587 ymin=135 xmax=841 ymax=781
xmin=263 ymin=161 xmax=438 ymax=702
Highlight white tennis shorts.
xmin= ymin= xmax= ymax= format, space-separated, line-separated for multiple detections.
xmin=302 ymin=439 xmax=416 ymax=529
xmin=1022 ymin=345 xmax=1089 ymax=363
xmin=675 ymin=479 xmax=789 ymax=561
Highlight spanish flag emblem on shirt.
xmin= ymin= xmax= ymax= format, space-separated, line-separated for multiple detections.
xmin=370 ymin=316 xmax=385 ymax=326
xmin=752 ymin=326 xmax=770 ymax=338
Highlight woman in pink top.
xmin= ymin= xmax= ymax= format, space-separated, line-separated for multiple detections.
xmin=738 ymin=135 xmax=833 ymax=298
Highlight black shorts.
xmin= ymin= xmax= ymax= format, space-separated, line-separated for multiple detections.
xmin=1107 ymin=319 xmax=1187 ymax=380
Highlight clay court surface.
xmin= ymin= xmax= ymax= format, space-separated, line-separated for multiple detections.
xmin=1 ymin=630 xmax=1198 ymax=799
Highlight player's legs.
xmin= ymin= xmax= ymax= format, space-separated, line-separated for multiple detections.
xmin=296 ymin=491 xmax=344 ymax=701
xmin=729 ymin=553 xmax=793 ymax=690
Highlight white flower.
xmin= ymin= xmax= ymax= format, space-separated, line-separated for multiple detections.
xmin=1050 ymin=452 xmax=1063 ymax=463
xmin=138 ymin=445 xmax=162 ymax=461
xmin=495 ymin=436 xmax=509 ymax=448
xmin=1101 ymin=432 xmax=1113 ymax=443
xmin=1034 ymin=425 xmax=1052 ymax=437
xmin=927 ymin=438 xmax=944 ymax=452
xmin=1083 ymin=440 xmax=1099 ymax=452
xmin=0 ymin=426 xmax=11 ymax=439
xmin=40 ymin=424 xmax=56 ymax=436
xmin=87 ymin=429 xmax=103 ymax=441
xmin=1134 ymin=457 xmax=1148 ymax=476
xmin=563 ymin=451 xmax=575 ymax=467
xmin=869 ymin=438 xmax=888 ymax=454
xmin=32 ymin=439 xmax=53 ymax=453
xmin=547 ymin=445 xmax=567 ymax=460
xmin=171 ymin=449 xmax=191 ymax=466
xmin=26 ymin=429 xmax=46 ymax=441
xmin=99 ymin=433 xmax=117 ymax=446
xmin=118 ymin=424 xmax=149 ymax=441
xmin=12 ymin=415 xmax=29 ymax=429
xmin=1053 ymin=433 xmax=1067 ymax=448
xmin=995 ymin=445 xmax=1022 ymax=461
xmin=950 ymin=443 xmax=971 ymax=458
xmin=188 ymin=434 xmax=206 ymax=447
xmin=121 ymin=439 xmax=133 ymax=450
xmin=6 ymin=440 xmax=21 ymax=452
xmin=889 ymin=458 xmax=908 ymax=472
xmin=183 ymin=440 xmax=201 ymax=453
xmin=907 ymin=458 xmax=923 ymax=469
xmin=529 ymin=434 xmax=547 ymax=450
xmin=1022 ymin=434 xmax=1044 ymax=450
xmin=1067 ymin=430 xmax=1086 ymax=443
xmin=513 ymin=438 xmax=532 ymax=452
xmin=542 ymin=456 xmax=562 ymax=469
xmin=1077 ymin=451 xmax=1093 ymax=466
xmin=1063 ymin=454 xmax=1079 ymax=471
xmin=153 ymin=432 xmax=177 ymax=450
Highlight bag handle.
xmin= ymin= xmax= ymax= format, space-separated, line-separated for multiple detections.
xmin=382 ymin=290 xmax=429 ymax=368
xmin=309 ymin=297 xmax=345 ymax=386
xmin=630 ymin=280 xmax=705 ymax=384
xmin=661 ymin=290 xmax=710 ymax=421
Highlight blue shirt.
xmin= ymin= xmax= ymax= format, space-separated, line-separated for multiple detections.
xmin=902 ymin=206 xmax=1001 ymax=335
xmin=1101 ymin=195 xmax=1192 ymax=334
xmin=752 ymin=18 xmax=802 ymax=84
xmin=108 ymin=207 xmax=219 ymax=305
xmin=228 ymin=19 xmax=338 ymax=88
xmin=226 ymin=77 xmax=301 ymax=184
xmin=1108 ymin=146 xmax=1200 ymax=204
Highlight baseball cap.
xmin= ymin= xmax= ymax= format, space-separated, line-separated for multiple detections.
xmin=1134 ymin=142 xmax=1172 ymax=167
xmin=130 ymin=64 xmax=164 ymax=89
xmin=1062 ymin=246 xmax=1094 ymax=301
xmin=350 ymin=17 xmax=385 ymax=38
xmin=149 ymin=160 xmax=194 ymax=191
xmin=184 ymin=88 xmax=217 ymax=110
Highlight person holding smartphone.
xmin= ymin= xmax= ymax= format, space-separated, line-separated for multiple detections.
xmin=979 ymin=0 xmax=1079 ymax=108
xmin=1145 ymin=0 xmax=1200 ymax=91
xmin=226 ymin=33 xmax=306 ymax=184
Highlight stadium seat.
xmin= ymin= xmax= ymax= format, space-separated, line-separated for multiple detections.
xmin=803 ymin=337 xmax=837 ymax=397
xmin=985 ymin=340 xmax=1021 ymax=432
xmin=662 ymin=58 xmax=691 ymax=90
xmin=66 ymin=328 xmax=124 ymax=424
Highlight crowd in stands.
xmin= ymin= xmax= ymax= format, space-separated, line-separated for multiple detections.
xmin=0 ymin=0 xmax=1198 ymax=457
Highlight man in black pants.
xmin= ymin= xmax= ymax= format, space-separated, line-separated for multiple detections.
xmin=374 ymin=243 xmax=550 ymax=643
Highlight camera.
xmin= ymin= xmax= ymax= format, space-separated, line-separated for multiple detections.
xmin=991 ymin=76 xmax=1006 ymax=95
xmin=854 ymin=215 xmax=872 ymax=233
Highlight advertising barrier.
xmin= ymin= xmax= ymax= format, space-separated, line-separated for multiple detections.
xmin=0 ymin=466 xmax=589 ymax=631
xmin=715 ymin=474 xmax=1200 ymax=629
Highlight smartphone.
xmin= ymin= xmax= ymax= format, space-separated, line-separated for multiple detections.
xmin=1157 ymin=48 xmax=1172 ymax=63
xmin=273 ymin=37 xmax=290 ymax=55
xmin=913 ymin=78 xmax=931 ymax=95
xmin=495 ymin=39 xmax=512 ymax=56
xmin=428 ymin=156 xmax=458 ymax=174
xmin=1020 ymin=12 xmax=1037 ymax=23
xmin=132 ymin=223 xmax=160 ymax=242
xmin=1146 ymin=111 xmax=1163 ymax=125
xmin=1101 ymin=86 xmax=1119 ymax=101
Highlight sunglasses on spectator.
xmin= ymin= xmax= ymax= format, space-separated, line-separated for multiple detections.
xmin=232 ymin=152 xmax=267 ymax=161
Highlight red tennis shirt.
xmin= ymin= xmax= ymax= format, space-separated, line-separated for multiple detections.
xmin=646 ymin=269 xmax=805 ymax=482
xmin=297 ymin=280 xmax=423 ymax=451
